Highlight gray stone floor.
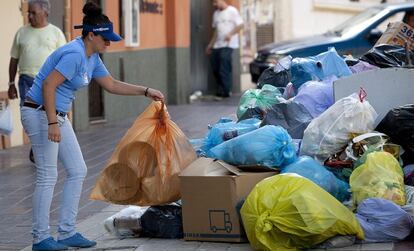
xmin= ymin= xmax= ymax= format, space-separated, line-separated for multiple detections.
xmin=0 ymin=94 xmax=413 ymax=251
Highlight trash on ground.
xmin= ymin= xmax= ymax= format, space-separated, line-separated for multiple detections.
xmin=90 ymin=102 xmax=197 ymax=206
xmin=356 ymin=198 xmax=414 ymax=243
xmin=260 ymin=100 xmax=313 ymax=139
xmin=350 ymin=151 xmax=405 ymax=206
xmin=290 ymin=47 xmax=351 ymax=90
xmin=360 ymin=44 xmax=412 ymax=68
xmin=237 ymin=84 xmax=283 ymax=119
xmin=300 ymin=91 xmax=377 ymax=162
xmin=103 ymin=206 xmax=148 ymax=238
xmin=240 ymin=173 xmax=364 ymax=251
xmin=179 ymin=158 xmax=277 ymax=242
xmin=257 ymin=55 xmax=292 ymax=89
xmin=140 ymin=204 xmax=183 ymax=239
xmin=376 ymin=104 xmax=414 ymax=165
xmin=210 ymin=125 xmax=297 ymax=168
xmin=375 ymin=21 xmax=414 ymax=52
xmin=281 ymin=156 xmax=350 ymax=202
xmin=293 ymin=76 xmax=336 ymax=118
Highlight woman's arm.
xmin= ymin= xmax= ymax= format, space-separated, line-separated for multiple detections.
xmin=43 ymin=70 xmax=66 ymax=143
xmin=94 ymin=75 xmax=164 ymax=101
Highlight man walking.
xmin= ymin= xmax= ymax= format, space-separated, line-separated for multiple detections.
xmin=7 ymin=0 xmax=66 ymax=163
xmin=206 ymin=0 xmax=243 ymax=98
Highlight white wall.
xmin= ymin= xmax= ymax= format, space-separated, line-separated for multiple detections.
xmin=1 ymin=1 xmax=24 ymax=147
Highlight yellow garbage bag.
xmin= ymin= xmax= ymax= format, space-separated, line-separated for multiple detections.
xmin=240 ymin=174 xmax=364 ymax=251
xmin=350 ymin=151 xmax=405 ymax=206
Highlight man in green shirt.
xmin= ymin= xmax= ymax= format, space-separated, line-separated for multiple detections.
xmin=7 ymin=0 xmax=66 ymax=163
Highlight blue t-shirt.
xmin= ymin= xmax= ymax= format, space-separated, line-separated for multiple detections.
xmin=27 ymin=37 xmax=109 ymax=112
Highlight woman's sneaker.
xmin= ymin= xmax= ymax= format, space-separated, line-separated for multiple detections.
xmin=57 ymin=233 xmax=96 ymax=248
xmin=32 ymin=237 xmax=68 ymax=251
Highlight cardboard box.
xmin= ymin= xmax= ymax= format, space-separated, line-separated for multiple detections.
xmin=376 ymin=21 xmax=414 ymax=51
xmin=179 ymin=158 xmax=277 ymax=242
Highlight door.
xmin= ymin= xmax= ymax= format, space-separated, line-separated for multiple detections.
xmin=190 ymin=0 xmax=214 ymax=93
xmin=88 ymin=0 xmax=105 ymax=122
xmin=48 ymin=0 xmax=65 ymax=32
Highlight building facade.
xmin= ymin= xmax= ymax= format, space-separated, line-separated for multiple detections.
xmin=0 ymin=1 xmax=25 ymax=148
xmin=0 ymin=0 xmax=243 ymax=148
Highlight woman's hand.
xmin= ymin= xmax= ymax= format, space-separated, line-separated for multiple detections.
xmin=48 ymin=124 xmax=61 ymax=143
xmin=146 ymin=88 xmax=164 ymax=102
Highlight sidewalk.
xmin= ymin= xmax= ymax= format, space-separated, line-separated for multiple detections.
xmin=0 ymin=95 xmax=242 ymax=251
xmin=0 ymin=89 xmax=412 ymax=250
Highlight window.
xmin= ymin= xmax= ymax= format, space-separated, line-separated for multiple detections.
xmin=374 ymin=11 xmax=405 ymax=33
xmin=122 ymin=0 xmax=139 ymax=47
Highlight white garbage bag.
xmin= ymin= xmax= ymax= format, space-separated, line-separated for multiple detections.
xmin=300 ymin=91 xmax=377 ymax=162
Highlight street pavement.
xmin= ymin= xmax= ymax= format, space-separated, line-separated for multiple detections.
xmin=0 ymin=92 xmax=413 ymax=251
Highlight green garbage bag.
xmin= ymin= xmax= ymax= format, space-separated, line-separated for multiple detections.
xmin=241 ymin=174 xmax=364 ymax=251
xmin=236 ymin=84 xmax=282 ymax=119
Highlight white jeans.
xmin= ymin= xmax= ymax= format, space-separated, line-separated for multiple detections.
xmin=21 ymin=106 xmax=87 ymax=243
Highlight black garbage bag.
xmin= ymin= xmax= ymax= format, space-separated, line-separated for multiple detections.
xmin=257 ymin=67 xmax=291 ymax=89
xmin=260 ymin=101 xmax=313 ymax=139
xmin=238 ymin=107 xmax=266 ymax=121
xmin=345 ymin=58 xmax=360 ymax=67
xmin=257 ymin=56 xmax=292 ymax=89
xmin=360 ymin=44 xmax=412 ymax=68
xmin=376 ymin=104 xmax=414 ymax=165
xmin=140 ymin=204 xmax=183 ymax=238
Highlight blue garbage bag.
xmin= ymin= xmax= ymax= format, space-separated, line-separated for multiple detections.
xmin=291 ymin=47 xmax=351 ymax=89
xmin=189 ymin=138 xmax=207 ymax=157
xmin=291 ymin=57 xmax=321 ymax=90
xmin=281 ymin=156 xmax=350 ymax=202
xmin=293 ymin=76 xmax=336 ymax=118
xmin=209 ymin=125 xmax=297 ymax=168
xmin=203 ymin=118 xmax=261 ymax=154
xmin=356 ymin=198 xmax=414 ymax=243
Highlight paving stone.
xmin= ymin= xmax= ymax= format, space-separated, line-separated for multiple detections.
xmin=359 ymin=242 xmax=394 ymax=251
xmin=195 ymin=242 xmax=231 ymax=250
xmin=227 ymin=244 xmax=252 ymax=251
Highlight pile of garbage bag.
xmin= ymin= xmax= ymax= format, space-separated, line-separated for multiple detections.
xmin=93 ymin=44 xmax=414 ymax=250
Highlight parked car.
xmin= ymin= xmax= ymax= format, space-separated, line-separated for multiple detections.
xmin=250 ymin=3 xmax=414 ymax=83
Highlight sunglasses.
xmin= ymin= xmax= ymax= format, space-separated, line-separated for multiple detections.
xmin=93 ymin=33 xmax=110 ymax=42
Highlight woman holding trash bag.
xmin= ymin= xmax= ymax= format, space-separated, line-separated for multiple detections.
xmin=22 ymin=2 xmax=164 ymax=251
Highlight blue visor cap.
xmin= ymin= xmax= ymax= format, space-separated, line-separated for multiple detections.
xmin=75 ymin=23 xmax=122 ymax=42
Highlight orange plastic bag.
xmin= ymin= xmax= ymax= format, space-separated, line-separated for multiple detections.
xmin=90 ymin=101 xmax=197 ymax=206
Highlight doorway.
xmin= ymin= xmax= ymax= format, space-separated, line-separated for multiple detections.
xmin=87 ymin=0 xmax=105 ymax=122
xmin=48 ymin=0 xmax=65 ymax=32
xmin=190 ymin=0 xmax=214 ymax=94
